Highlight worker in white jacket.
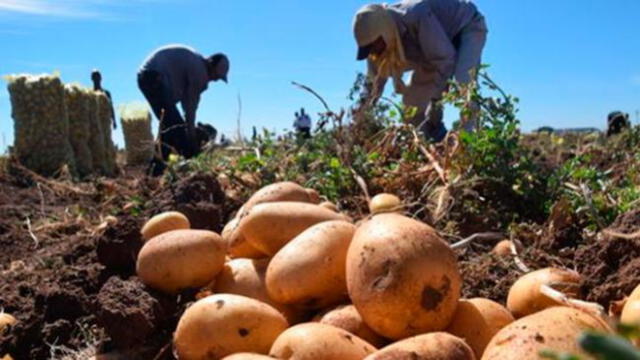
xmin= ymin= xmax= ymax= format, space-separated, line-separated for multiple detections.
xmin=353 ymin=0 xmax=488 ymax=142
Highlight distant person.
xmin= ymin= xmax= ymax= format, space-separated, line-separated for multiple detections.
xmin=353 ymin=0 xmax=488 ymax=142
xmin=138 ymin=44 xmax=230 ymax=176
xmin=293 ymin=108 xmax=312 ymax=138
xmin=91 ymin=69 xmax=116 ymax=129
xmin=607 ymin=111 xmax=630 ymax=137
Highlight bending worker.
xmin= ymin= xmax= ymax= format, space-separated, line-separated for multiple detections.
xmin=353 ymin=0 xmax=487 ymax=142
xmin=138 ymin=44 xmax=229 ymax=175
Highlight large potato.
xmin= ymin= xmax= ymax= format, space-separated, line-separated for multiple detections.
xmin=214 ymin=258 xmax=304 ymax=324
xmin=481 ymin=306 xmax=611 ymax=360
xmin=266 ymin=221 xmax=354 ymax=308
xmin=222 ymin=218 xmax=266 ymax=259
xmin=136 ymin=230 xmax=226 ymax=294
xmin=507 ymin=268 xmax=581 ymax=318
xmin=141 ymin=211 xmax=190 ymax=241
xmin=174 ymin=294 xmax=289 ymax=360
xmin=446 ymin=298 xmax=515 ymax=358
xmin=239 ymin=202 xmax=349 ymax=256
xmin=317 ymin=305 xmax=386 ymax=348
xmin=241 ymin=182 xmax=320 ymax=216
xmin=365 ymin=332 xmax=474 ymax=360
xmin=269 ymin=323 xmax=376 ymax=360
xmin=346 ymin=213 xmax=461 ymax=339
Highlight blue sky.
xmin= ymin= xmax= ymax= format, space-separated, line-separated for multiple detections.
xmin=1 ymin=0 xmax=639 ymax=152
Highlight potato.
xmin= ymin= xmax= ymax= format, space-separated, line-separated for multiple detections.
xmin=446 ymin=298 xmax=515 ymax=358
xmin=141 ymin=211 xmax=190 ymax=241
xmin=0 ymin=312 xmax=17 ymax=334
xmin=221 ymin=354 xmax=274 ymax=360
xmin=239 ymin=202 xmax=349 ymax=256
xmin=320 ymin=201 xmax=339 ymax=212
xmin=269 ymin=323 xmax=376 ymax=360
xmin=136 ymin=230 xmax=226 ymax=294
xmin=266 ymin=221 xmax=354 ymax=308
xmin=481 ymin=306 xmax=611 ymax=360
xmin=214 ymin=258 xmax=304 ymax=324
xmin=346 ymin=213 xmax=461 ymax=339
xmin=368 ymin=194 xmax=402 ymax=214
xmin=174 ymin=294 xmax=289 ymax=360
xmin=223 ymin=218 xmax=266 ymax=259
xmin=492 ymin=240 xmax=512 ymax=257
xmin=317 ymin=305 xmax=386 ymax=348
xmin=628 ymin=284 xmax=640 ymax=302
xmin=241 ymin=182 xmax=320 ymax=216
xmin=365 ymin=332 xmax=474 ymax=360
xmin=621 ymin=300 xmax=640 ymax=325
xmin=507 ymin=267 xmax=581 ymax=318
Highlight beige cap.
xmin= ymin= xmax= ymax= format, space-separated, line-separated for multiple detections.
xmin=353 ymin=4 xmax=404 ymax=62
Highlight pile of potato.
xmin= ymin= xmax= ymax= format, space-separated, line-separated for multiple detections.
xmin=6 ymin=73 xmax=117 ymax=177
xmin=134 ymin=182 xmax=637 ymax=360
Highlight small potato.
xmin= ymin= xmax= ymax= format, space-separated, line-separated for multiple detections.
xmin=347 ymin=213 xmax=461 ymax=339
xmin=365 ymin=332 xmax=474 ymax=360
xmin=446 ymin=298 xmax=515 ymax=358
xmin=0 ymin=312 xmax=17 ymax=334
xmin=214 ymin=258 xmax=305 ymax=324
xmin=266 ymin=221 xmax=355 ymax=308
xmin=492 ymin=240 xmax=512 ymax=257
xmin=222 ymin=218 xmax=266 ymax=259
xmin=507 ymin=268 xmax=581 ymax=318
xmin=174 ymin=294 xmax=289 ymax=360
xmin=141 ymin=211 xmax=190 ymax=241
xmin=317 ymin=305 xmax=386 ymax=348
xmin=221 ymin=354 xmax=274 ymax=360
xmin=319 ymin=201 xmax=339 ymax=212
xmin=239 ymin=202 xmax=349 ymax=256
xmin=136 ymin=230 xmax=226 ymax=294
xmin=368 ymin=194 xmax=402 ymax=214
xmin=269 ymin=323 xmax=376 ymax=360
xmin=481 ymin=306 xmax=611 ymax=360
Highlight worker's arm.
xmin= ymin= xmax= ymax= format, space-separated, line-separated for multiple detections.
xmin=361 ymin=59 xmax=388 ymax=106
xmin=416 ymin=11 xmax=456 ymax=93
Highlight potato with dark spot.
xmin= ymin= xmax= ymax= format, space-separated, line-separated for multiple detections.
xmin=266 ymin=221 xmax=354 ymax=309
xmin=316 ymin=305 xmax=386 ymax=348
xmin=365 ymin=332 xmax=474 ymax=360
xmin=446 ymin=298 xmax=514 ymax=358
xmin=346 ymin=213 xmax=461 ymax=339
xmin=214 ymin=258 xmax=305 ymax=324
xmin=269 ymin=323 xmax=376 ymax=360
xmin=136 ymin=229 xmax=226 ymax=294
xmin=174 ymin=294 xmax=288 ymax=360
xmin=239 ymin=202 xmax=350 ymax=256
xmin=481 ymin=306 xmax=611 ymax=360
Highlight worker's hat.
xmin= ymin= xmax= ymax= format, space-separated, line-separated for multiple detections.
xmin=353 ymin=4 xmax=403 ymax=61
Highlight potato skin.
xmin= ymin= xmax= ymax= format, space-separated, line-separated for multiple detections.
xmin=506 ymin=268 xmax=581 ymax=318
xmin=317 ymin=305 xmax=387 ymax=348
xmin=368 ymin=194 xmax=402 ymax=214
xmin=628 ymin=284 xmax=640 ymax=302
xmin=241 ymin=182 xmax=320 ymax=216
xmin=136 ymin=230 xmax=226 ymax=294
xmin=481 ymin=306 xmax=611 ymax=360
xmin=141 ymin=211 xmax=190 ymax=241
xmin=365 ymin=332 xmax=475 ymax=360
xmin=621 ymin=300 xmax=640 ymax=325
xmin=222 ymin=218 xmax=266 ymax=259
xmin=269 ymin=323 xmax=376 ymax=360
xmin=0 ymin=313 xmax=17 ymax=334
xmin=240 ymin=202 xmax=349 ymax=256
xmin=214 ymin=258 xmax=304 ymax=324
xmin=174 ymin=294 xmax=289 ymax=360
xmin=492 ymin=240 xmax=512 ymax=257
xmin=266 ymin=221 xmax=354 ymax=308
xmin=446 ymin=298 xmax=515 ymax=358
xmin=346 ymin=213 xmax=461 ymax=339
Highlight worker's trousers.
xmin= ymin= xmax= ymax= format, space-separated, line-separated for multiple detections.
xmin=403 ymin=15 xmax=488 ymax=141
xmin=138 ymin=70 xmax=197 ymax=175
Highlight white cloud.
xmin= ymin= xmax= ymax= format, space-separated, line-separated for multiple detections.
xmin=0 ymin=0 xmax=166 ymax=20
